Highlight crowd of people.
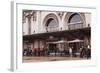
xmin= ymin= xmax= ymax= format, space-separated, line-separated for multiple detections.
xmin=23 ymin=45 xmax=91 ymax=59
xmin=79 ymin=46 xmax=91 ymax=59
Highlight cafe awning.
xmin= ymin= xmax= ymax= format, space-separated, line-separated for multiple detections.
xmin=47 ymin=40 xmax=68 ymax=44
xmin=23 ymin=27 xmax=90 ymax=42
xmin=68 ymin=39 xmax=84 ymax=43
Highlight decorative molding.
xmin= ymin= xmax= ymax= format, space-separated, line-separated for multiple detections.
xmin=57 ymin=12 xmax=64 ymax=19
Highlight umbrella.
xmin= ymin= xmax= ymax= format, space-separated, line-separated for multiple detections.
xmin=46 ymin=40 xmax=67 ymax=44
xmin=56 ymin=40 xmax=67 ymax=43
xmin=68 ymin=39 xmax=83 ymax=43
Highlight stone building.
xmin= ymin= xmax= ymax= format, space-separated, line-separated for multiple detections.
xmin=23 ymin=10 xmax=91 ymax=54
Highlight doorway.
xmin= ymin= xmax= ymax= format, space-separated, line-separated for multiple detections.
xmin=48 ymin=44 xmax=57 ymax=52
xmin=69 ymin=42 xmax=83 ymax=53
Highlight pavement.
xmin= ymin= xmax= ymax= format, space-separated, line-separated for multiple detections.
xmin=23 ymin=56 xmax=90 ymax=62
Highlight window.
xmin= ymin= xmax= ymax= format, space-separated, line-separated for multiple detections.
xmin=46 ymin=18 xmax=58 ymax=27
xmin=46 ymin=18 xmax=58 ymax=32
xmin=68 ymin=13 xmax=82 ymax=23
xmin=68 ymin=13 xmax=83 ymax=30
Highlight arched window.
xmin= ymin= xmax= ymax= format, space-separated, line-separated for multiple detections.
xmin=68 ymin=13 xmax=83 ymax=30
xmin=46 ymin=18 xmax=58 ymax=32
xmin=46 ymin=18 xmax=58 ymax=27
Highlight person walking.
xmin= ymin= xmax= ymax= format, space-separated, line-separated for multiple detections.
xmin=86 ymin=45 xmax=91 ymax=59
xmin=69 ymin=47 xmax=72 ymax=57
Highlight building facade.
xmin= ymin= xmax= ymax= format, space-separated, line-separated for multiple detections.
xmin=23 ymin=10 xmax=91 ymax=56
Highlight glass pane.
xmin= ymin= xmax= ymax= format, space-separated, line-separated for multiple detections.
xmin=69 ymin=14 xmax=82 ymax=23
xmin=47 ymin=18 xmax=58 ymax=27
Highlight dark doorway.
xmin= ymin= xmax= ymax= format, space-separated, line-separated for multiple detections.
xmin=69 ymin=42 xmax=84 ymax=54
xmin=48 ymin=44 xmax=57 ymax=52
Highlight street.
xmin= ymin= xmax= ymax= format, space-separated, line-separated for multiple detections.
xmin=23 ymin=56 xmax=90 ymax=62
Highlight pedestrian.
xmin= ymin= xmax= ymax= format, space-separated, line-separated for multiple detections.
xmin=80 ymin=46 xmax=86 ymax=58
xmin=80 ymin=46 xmax=84 ymax=58
xmin=34 ymin=48 xmax=37 ymax=56
xmin=69 ymin=47 xmax=72 ymax=57
xmin=86 ymin=45 xmax=91 ymax=59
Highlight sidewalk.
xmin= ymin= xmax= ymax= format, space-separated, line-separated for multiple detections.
xmin=23 ymin=56 xmax=90 ymax=62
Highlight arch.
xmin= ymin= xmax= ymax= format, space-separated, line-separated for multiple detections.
xmin=43 ymin=13 xmax=59 ymax=32
xmin=43 ymin=13 xmax=59 ymax=26
xmin=46 ymin=18 xmax=58 ymax=27
xmin=68 ymin=13 xmax=83 ymax=23
xmin=64 ymin=12 xmax=86 ymax=30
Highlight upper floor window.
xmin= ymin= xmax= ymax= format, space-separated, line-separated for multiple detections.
xmin=46 ymin=18 xmax=58 ymax=27
xmin=46 ymin=18 xmax=59 ymax=32
xmin=68 ymin=13 xmax=83 ymax=30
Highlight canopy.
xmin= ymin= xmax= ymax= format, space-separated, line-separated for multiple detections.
xmin=47 ymin=39 xmax=83 ymax=44
xmin=68 ymin=39 xmax=83 ymax=43
xmin=56 ymin=40 xmax=67 ymax=43
xmin=47 ymin=40 xmax=67 ymax=44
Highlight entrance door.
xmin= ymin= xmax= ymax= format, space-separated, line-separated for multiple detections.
xmin=69 ymin=42 xmax=83 ymax=53
xmin=69 ymin=43 xmax=77 ymax=53
xmin=48 ymin=44 xmax=56 ymax=52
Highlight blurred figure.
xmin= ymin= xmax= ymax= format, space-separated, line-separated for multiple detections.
xmin=80 ymin=46 xmax=86 ymax=58
xmin=86 ymin=45 xmax=91 ymax=59
xmin=79 ymin=46 xmax=83 ymax=57
xmin=64 ymin=48 xmax=69 ymax=56
xmin=69 ymin=47 xmax=72 ymax=57
xmin=23 ymin=49 xmax=27 ymax=56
